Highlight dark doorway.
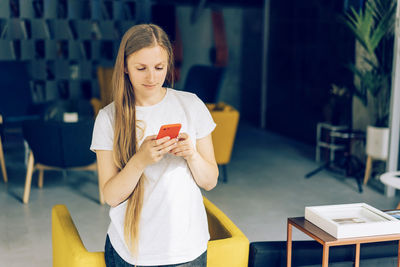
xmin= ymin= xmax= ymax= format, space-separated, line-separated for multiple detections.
xmin=265 ymin=0 xmax=355 ymax=144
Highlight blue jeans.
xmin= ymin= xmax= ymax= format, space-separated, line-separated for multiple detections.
xmin=105 ymin=235 xmax=207 ymax=267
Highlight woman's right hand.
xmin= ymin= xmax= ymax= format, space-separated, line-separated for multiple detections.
xmin=136 ymin=135 xmax=177 ymax=167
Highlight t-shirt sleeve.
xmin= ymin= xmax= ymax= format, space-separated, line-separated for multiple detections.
xmin=90 ymin=109 xmax=114 ymax=152
xmin=194 ymin=95 xmax=216 ymax=139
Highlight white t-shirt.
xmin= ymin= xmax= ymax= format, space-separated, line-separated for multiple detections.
xmin=90 ymin=88 xmax=216 ymax=266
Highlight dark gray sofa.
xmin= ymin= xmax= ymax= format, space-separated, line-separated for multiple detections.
xmin=249 ymin=240 xmax=398 ymax=266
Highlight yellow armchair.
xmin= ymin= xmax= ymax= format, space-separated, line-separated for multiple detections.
xmin=204 ymin=197 xmax=249 ymax=267
xmin=52 ymin=197 xmax=249 ymax=267
xmin=207 ymin=103 xmax=240 ymax=183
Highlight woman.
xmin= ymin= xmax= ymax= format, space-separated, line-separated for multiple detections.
xmin=90 ymin=24 xmax=219 ymax=267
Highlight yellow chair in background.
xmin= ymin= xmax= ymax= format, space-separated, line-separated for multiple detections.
xmin=207 ymin=103 xmax=240 ymax=183
xmin=91 ymin=67 xmax=114 ymax=116
xmin=52 ymin=196 xmax=249 ymax=267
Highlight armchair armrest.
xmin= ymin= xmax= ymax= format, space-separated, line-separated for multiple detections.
xmin=204 ymin=196 xmax=249 ymax=267
xmin=52 ymin=205 xmax=105 ymax=267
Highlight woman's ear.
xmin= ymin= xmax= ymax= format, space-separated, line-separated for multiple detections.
xmin=124 ymin=67 xmax=128 ymax=74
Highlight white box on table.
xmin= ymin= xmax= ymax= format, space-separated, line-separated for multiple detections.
xmin=305 ymin=203 xmax=400 ymax=239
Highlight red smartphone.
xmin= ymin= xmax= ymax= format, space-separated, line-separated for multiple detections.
xmin=156 ymin=124 xmax=182 ymax=139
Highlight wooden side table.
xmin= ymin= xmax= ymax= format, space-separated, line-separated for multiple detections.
xmin=287 ymin=217 xmax=400 ymax=267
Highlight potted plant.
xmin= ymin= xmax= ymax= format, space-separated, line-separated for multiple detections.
xmin=342 ymin=0 xmax=396 ymax=162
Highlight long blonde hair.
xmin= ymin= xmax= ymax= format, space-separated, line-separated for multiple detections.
xmin=112 ymin=24 xmax=174 ymax=255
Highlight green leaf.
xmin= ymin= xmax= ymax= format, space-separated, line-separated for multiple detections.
xmin=369 ymin=2 xmax=396 ymax=51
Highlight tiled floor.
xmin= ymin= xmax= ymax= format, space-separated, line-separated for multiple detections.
xmin=0 ymin=123 xmax=398 ymax=266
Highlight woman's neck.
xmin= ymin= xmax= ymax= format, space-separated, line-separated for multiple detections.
xmin=135 ymin=87 xmax=167 ymax=106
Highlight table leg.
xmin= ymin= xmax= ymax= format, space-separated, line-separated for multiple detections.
xmin=322 ymin=245 xmax=329 ymax=267
xmin=287 ymin=221 xmax=292 ymax=267
xmin=355 ymin=243 xmax=360 ymax=267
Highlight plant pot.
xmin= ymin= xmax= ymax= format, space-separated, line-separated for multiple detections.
xmin=366 ymin=125 xmax=389 ymax=160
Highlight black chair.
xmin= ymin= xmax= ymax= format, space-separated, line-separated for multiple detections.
xmin=183 ymin=65 xmax=225 ymax=103
xmin=0 ymin=61 xmax=45 ymax=184
xmin=22 ymin=119 xmax=101 ymax=204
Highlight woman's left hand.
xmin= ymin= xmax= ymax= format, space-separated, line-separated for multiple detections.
xmin=170 ymin=133 xmax=196 ymax=161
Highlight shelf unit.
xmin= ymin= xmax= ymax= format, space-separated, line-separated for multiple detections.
xmin=0 ymin=0 xmax=138 ymax=102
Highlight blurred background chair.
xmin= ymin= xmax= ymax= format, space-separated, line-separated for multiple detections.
xmin=207 ymin=103 xmax=240 ymax=183
xmin=183 ymin=65 xmax=225 ymax=103
xmin=183 ymin=64 xmax=239 ymax=183
xmin=22 ymin=118 xmax=101 ymax=204
xmin=91 ymin=66 xmax=114 ymax=116
xmin=0 ymin=61 xmax=48 ymax=126
xmin=0 ymin=114 xmax=7 ymax=183
xmin=0 ymin=61 xmax=52 ymax=184
xmin=52 ymin=196 xmax=249 ymax=267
